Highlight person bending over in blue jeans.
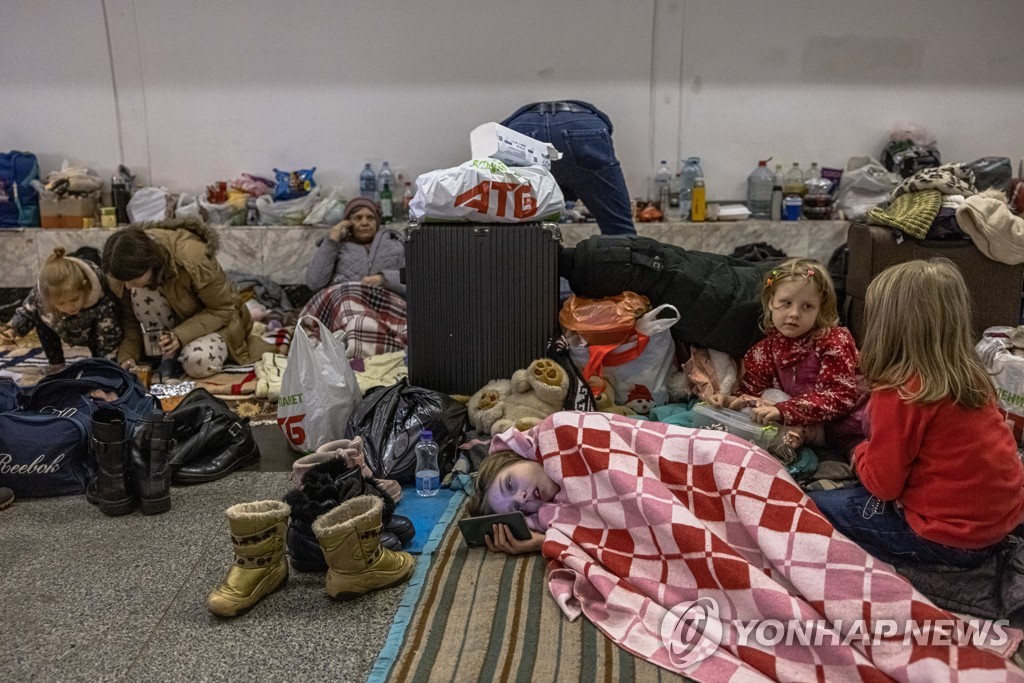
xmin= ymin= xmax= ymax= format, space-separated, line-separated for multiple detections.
xmin=502 ymin=101 xmax=636 ymax=236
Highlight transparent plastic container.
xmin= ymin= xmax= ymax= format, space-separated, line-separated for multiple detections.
xmin=691 ymin=402 xmax=779 ymax=449
xmin=679 ymin=157 xmax=703 ymax=219
xmin=415 ymin=429 xmax=440 ymax=497
xmin=746 ymin=160 xmax=775 ymax=219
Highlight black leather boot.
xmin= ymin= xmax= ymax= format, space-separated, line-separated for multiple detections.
xmin=130 ymin=413 xmax=175 ymax=515
xmin=89 ymin=407 xmax=136 ymax=516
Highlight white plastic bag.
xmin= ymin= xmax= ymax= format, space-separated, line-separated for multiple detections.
xmin=835 ymin=157 xmax=899 ymax=221
xmin=199 ymin=196 xmax=246 ymax=225
xmin=257 ymin=187 xmax=321 ymax=225
xmin=175 ymin=193 xmax=202 ymax=220
xmin=303 ymin=187 xmax=348 ymax=225
xmin=277 ymin=315 xmax=363 ymax=453
xmin=127 ymin=187 xmax=174 ymax=223
xmin=409 ymin=158 xmax=564 ymax=223
xmin=977 ymin=328 xmax=1024 ymax=445
xmin=570 ymin=304 xmax=680 ymax=413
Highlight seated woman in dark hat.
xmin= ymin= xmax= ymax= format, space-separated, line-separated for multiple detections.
xmin=301 ymin=197 xmax=407 ymax=359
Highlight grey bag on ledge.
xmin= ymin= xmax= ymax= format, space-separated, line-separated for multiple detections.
xmin=969 ymin=156 xmax=1013 ymax=194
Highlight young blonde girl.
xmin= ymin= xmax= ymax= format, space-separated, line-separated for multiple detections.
xmin=0 ymin=247 xmax=122 ymax=373
xmin=808 ymin=258 xmax=1024 ymax=568
xmin=466 ymin=450 xmax=554 ymax=555
xmin=708 ymin=257 xmax=866 ymax=456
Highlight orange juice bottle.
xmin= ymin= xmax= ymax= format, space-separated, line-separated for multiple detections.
xmin=691 ymin=177 xmax=706 ymax=222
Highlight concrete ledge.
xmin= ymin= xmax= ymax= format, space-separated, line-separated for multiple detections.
xmin=0 ymin=220 xmax=849 ymax=287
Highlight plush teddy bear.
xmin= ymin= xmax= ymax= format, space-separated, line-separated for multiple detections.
xmin=467 ymin=358 xmax=568 ymax=436
xmin=587 ymin=375 xmax=637 ymax=418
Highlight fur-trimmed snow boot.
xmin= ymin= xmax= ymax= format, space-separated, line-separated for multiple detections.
xmin=207 ymin=500 xmax=291 ymax=617
xmin=88 ymin=407 xmax=136 ymax=516
xmin=313 ymin=495 xmax=414 ymax=600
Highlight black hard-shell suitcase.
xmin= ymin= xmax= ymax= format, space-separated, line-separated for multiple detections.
xmin=845 ymin=222 xmax=1024 ymax=342
xmin=405 ymin=222 xmax=561 ymax=396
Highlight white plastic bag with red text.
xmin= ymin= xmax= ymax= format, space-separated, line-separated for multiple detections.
xmin=277 ymin=316 xmax=362 ymax=453
xmin=409 ymin=158 xmax=564 ymax=223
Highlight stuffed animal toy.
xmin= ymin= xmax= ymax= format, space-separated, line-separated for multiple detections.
xmin=467 ymin=358 xmax=569 ymax=436
xmin=625 ymin=384 xmax=655 ymax=415
xmin=587 ymin=376 xmax=637 ymax=418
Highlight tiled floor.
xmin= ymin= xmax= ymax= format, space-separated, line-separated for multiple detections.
xmin=0 ymin=470 xmax=407 ymax=682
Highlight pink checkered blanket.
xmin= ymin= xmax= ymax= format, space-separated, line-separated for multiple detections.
xmin=299 ymin=282 xmax=407 ymax=359
xmin=492 ymin=412 xmax=1024 ymax=682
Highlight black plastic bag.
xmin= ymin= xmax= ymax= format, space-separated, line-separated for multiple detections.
xmin=344 ymin=379 xmax=467 ymax=484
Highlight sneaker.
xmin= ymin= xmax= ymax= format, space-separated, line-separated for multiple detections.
xmin=0 ymin=487 xmax=14 ymax=511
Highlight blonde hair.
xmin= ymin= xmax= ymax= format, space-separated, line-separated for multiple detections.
xmin=760 ymin=257 xmax=838 ymax=336
xmin=38 ymin=247 xmax=90 ymax=316
xmin=465 ymin=450 xmax=525 ymax=517
xmin=860 ymin=258 xmax=993 ymax=408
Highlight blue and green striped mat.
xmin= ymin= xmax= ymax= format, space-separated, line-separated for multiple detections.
xmin=368 ymin=501 xmax=689 ymax=683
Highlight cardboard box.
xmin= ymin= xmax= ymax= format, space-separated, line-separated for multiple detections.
xmin=470 ymin=122 xmax=562 ymax=169
xmin=39 ymin=195 xmax=99 ymax=228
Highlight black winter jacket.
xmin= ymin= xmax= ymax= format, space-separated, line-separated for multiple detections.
xmin=559 ymin=236 xmax=778 ymax=358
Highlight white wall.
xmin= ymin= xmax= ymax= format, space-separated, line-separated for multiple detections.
xmin=2 ymin=0 xmax=1023 ymax=205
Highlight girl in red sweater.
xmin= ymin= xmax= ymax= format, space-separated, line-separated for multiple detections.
xmin=808 ymin=258 xmax=1024 ymax=568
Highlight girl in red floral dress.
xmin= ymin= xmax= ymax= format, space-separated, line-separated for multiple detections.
xmin=709 ymin=257 xmax=867 ymax=458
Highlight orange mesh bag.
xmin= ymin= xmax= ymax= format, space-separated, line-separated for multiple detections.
xmin=558 ymin=292 xmax=650 ymax=346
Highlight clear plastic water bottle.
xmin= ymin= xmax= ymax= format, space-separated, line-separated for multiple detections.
xmin=746 ymin=159 xmax=775 ymax=219
xmin=377 ymin=162 xmax=394 ymax=202
xmin=654 ymin=160 xmax=672 ymax=211
xmin=359 ymin=163 xmax=377 ymax=199
xmin=783 ymin=162 xmax=806 ymax=197
xmin=679 ymin=157 xmax=703 ymax=220
xmin=415 ymin=430 xmax=440 ymax=497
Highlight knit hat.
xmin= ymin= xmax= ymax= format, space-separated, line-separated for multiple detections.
xmin=955 ymin=189 xmax=1024 ymax=265
xmin=342 ymin=197 xmax=381 ymax=223
xmin=866 ymin=189 xmax=942 ymax=240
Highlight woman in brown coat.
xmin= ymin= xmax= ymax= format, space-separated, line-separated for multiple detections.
xmin=102 ymin=218 xmax=268 ymax=378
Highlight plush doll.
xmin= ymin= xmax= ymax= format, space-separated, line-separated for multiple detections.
xmin=467 ymin=358 xmax=569 ymax=436
xmin=625 ymin=384 xmax=655 ymax=415
xmin=587 ymin=376 xmax=637 ymax=418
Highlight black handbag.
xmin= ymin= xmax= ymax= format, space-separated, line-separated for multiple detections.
xmin=167 ymin=388 xmax=260 ymax=484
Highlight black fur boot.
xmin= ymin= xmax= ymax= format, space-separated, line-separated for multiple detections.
xmin=283 ymin=460 xmax=412 ymax=572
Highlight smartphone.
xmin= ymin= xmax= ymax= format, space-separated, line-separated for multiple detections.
xmin=458 ymin=512 xmax=531 ymax=548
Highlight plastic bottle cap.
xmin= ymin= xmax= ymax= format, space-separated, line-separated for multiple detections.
xmin=420 ymin=430 xmax=433 ymax=440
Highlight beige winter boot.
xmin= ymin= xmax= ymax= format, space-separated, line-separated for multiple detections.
xmin=207 ymin=500 xmax=291 ymax=617
xmin=312 ymin=495 xmax=414 ymax=600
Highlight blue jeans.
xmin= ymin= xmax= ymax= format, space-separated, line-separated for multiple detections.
xmin=807 ymin=485 xmax=998 ymax=569
xmin=502 ymin=101 xmax=636 ymax=236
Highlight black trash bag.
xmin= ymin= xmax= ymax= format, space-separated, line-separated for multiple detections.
xmin=344 ymin=378 xmax=468 ymax=484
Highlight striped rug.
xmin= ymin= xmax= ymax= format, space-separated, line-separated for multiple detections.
xmin=371 ymin=506 xmax=690 ymax=683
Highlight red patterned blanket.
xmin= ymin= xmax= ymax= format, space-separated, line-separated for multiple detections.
xmin=299 ymin=282 xmax=406 ymax=360
xmin=492 ymin=412 xmax=1024 ymax=682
